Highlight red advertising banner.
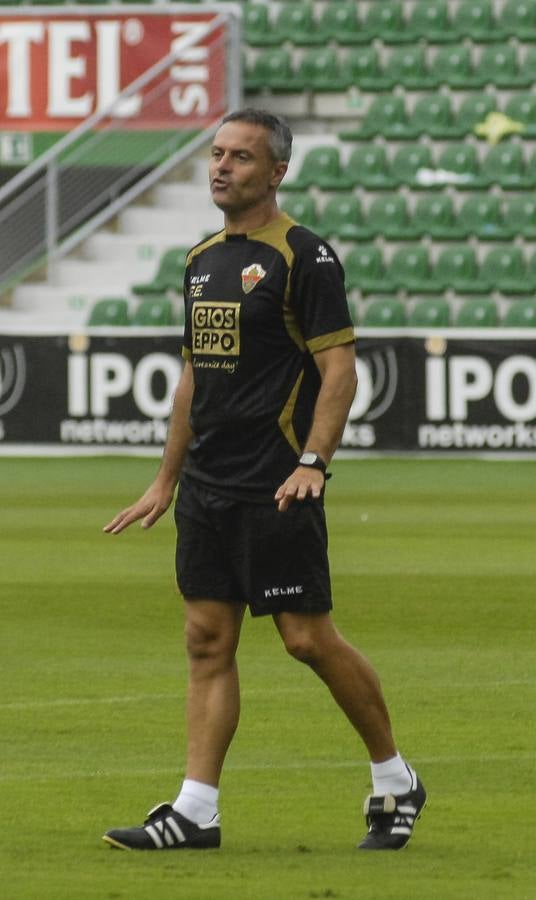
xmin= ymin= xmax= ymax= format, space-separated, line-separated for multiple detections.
xmin=0 ymin=5 xmax=233 ymax=131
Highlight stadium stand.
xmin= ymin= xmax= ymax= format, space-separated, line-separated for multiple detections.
xmin=87 ymin=298 xmax=129 ymax=327
xmin=361 ymin=297 xmax=407 ymax=327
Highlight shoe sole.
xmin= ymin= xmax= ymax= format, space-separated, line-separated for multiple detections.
xmin=102 ymin=835 xmax=132 ymax=851
xmin=102 ymin=834 xmax=221 ymax=851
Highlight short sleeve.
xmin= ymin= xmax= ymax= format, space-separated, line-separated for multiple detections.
xmin=181 ymin=264 xmax=192 ymax=361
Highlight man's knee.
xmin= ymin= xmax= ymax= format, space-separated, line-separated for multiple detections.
xmin=277 ymin=613 xmax=338 ymax=667
xmin=184 ymin=603 xmax=241 ymax=665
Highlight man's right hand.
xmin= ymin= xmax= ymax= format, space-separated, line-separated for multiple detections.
xmin=103 ymin=482 xmax=176 ymax=535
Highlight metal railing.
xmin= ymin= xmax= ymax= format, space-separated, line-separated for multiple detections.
xmin=0 ymin=9 xmax=241 ymax=294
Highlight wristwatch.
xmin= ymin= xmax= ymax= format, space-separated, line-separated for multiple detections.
xmin=298 ymin=452 xmax=327 ymax=475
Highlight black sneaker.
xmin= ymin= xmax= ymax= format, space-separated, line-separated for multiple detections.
xmin=358 ymin=774 xmax=426 ymax=850
xmin=102 ymin=803 xmax=221 ymax=851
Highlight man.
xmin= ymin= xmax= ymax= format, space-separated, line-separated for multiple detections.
xmin=102 ymin=109 xmax=426 ymax=852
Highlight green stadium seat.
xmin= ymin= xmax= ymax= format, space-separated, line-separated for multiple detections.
xmin=317 ymin=196 xmax=373 ymax=242
xmin=481 ymin=246 xmax=535 ymax=295
xmin=131 ymin=296 xmax=175 ymax=327
xmin=407 ymin=0 xmax=459 ymax=44
xmin=414 ymin=195 xmax=467 ymax=240
xmin=281 ymin=194 xmax=318 ymax=229
xmin=388 ymin=246 xmax=441 ymax=293
xmin=273 ymin=2 xmax=323 ymax=46
xmin=455 ymin=298 xmax=499 ymax=327
xmin=499 ymin=0 xmax=536 ymax=40
xmin=343 ymin=245 xmax=397 ymax=294
xmin=453 ymin=0 xmax=506 ymax=42
xmin=132 ymin=247 xmax=188 ymax=296
xmin=87 ymin=298 xmax=129 ymax=327
xmin=391 ymin=144 xmax=435 ymax=189
xmin=281 ymin=146 xmax=352 ymax=191
xmin=458 ymin=196 xmax=514 ymax=241
xmin=481 ymin=143 xmax=534 ymax=190
xmin=362 ymin=298 xmax=407 ymax=328
xmin=433 ymin=45 xmax=484 ymax=90
xmin=384 ymin=46 xmax=439 ymax=91
xmin=344 ymin=145 xmax=398 ymax=190
xmin=502 ymin=299 xmax=536 ymax=327
xmin=243 ymin=3 xmax=279 ymax=46
xmin=434 ymin=246 xmax=491 ymax=294
xmin=408 ymin=297 xmax=451 ymax=327
xmin=351 ymin=96 xmax=419 ymax=141
xmin=366 ymin=195 xmax=423 ymax=240
xmin=437 ymin=144 xmax=489 ymax=190
xmin=503 ymin=195 xmax=536 ymax=238
xmin=363 ymin=1 xmax=414 ymax=45
xmin=477 ymin=44 xmax=531 ymax=88
xmin=319 ymin=1 xmax=367 ymax=45
xmin=244 ymin=48 xmax=298 ymax=93
xmin=504 ymin=94 xmax=536 ymax=138
xmin=455 ymin=94 xmax=500 ymax=138
xmin=296 ymin=48 xmax=348 ymax=92
xmin=341 ymin=48 xmax=393 ymax=93
xmin=411 ymin=95 xmax=461 ymax=139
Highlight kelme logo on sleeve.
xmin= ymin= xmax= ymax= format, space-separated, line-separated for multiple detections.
xmin=241 ymin=263 xmax=266 ymax=294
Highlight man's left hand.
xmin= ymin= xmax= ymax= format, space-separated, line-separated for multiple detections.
xmin=274 ymin=466 xmax=325 ymax=512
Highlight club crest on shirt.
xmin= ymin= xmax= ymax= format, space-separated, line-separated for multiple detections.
xmin=241 ymin=263 xmax=266 ymax=294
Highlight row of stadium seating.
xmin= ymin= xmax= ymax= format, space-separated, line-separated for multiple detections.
xmin=246 ymin=45 xmax=536 ymax=93
xmin=85 ymin=294 xmax=536 ymax=330
xmin=243 ymin=1 xmax=536 ymax=46
xmin=281 ymin=142 xmax=536 ymax=191
xmin=280 ymin=193 xmax=536 ymax=241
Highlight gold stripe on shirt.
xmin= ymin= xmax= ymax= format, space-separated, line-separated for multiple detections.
xmin=306 ymin=327 xmax=355 ymax=355
xmin=277 ymin=369 xmax=304 ymax=454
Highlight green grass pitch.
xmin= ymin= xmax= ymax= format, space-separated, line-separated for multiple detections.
xmin=2 ymin=456 xmax=535 ymax=900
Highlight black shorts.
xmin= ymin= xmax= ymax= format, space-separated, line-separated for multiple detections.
xmin=175 ymin=475 xmax=332 ymax=617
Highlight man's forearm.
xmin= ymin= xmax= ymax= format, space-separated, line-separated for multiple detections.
xmin=156 ymin=361 xmax=195 ymax=487
xmin=305 ymin=345 xmax=357 ymax=464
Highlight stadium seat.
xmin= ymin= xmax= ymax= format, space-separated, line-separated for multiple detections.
xmin=319 ymin=1 xmax=367 ymax=45
xmin=453 ymin=0 xmax=506 ymax=42
xmin=132 ymin=247 xmax=188 ymax=296
xmin=243 ymin=3 xmax=279 ymax=46
xmin=408 ymin=297 xmax=451 ymax=327
xmin=273 ymin=2 xmax=323 ymax=46
xmin=411 ymin=95 xmax=461 ymax=139
xmin=481 ymin=246 xmax=535 ymax=295
xmin=499 ymin=0 xmax=536 ymax=40
xmin=384 ymin=45 xmax=438 ymax=90
xmin=317 ymin=196 xmax=373 ymax=242
xmin=350 ymin=96 xmax=418 ymax=141
xmin=503 ymin=195 xmax=536 ymax=238
xmin=281 ymin=146 xmax=352 ymax=191
xmin=455 ymin=94 xmax=499 ymax=136
xmin=502 ymin=299 xmax=536 ymax=327
xmin=433 ymin=45 xmax=484 ymax=89
xmin=296 ymin=48 xmax=348 ymax=92
xmin=390 ymin=144 xmax=435 ymax=189
xmin=344 ymin=145 xmax=398 ymax=190
xmin=363 ymin=1 xmax=414 ymax=44
xmin=482 ymin=143 xmax=534 ymax=189
xmin=87 ymin=298 xmax=129 ymax=327
xmin=458 ymin=196 xmax=514 ymax=241
xmin=434 ymin=246 xmax=491 ymax=294
xmin=455 ymin=298 xmax=499 ymax=327
xmin=343 ymin=245 xmax=397 ymax=294
xmin=407 ymin=0 xmax=459 ymax=44
xmin=244 ymin=48 xmax=298 ymax=93
xmin=281 ymin=194 xmax=318 ymax=230
xmin=361 ymin=298 xmax=407 ymax=327
xmin=388 ymin=246 xmax=441 ymax=293
xmin=436 ymin=144 xmax=489 ymax=189
xmin=414 ymin=195 xmax=467 ymax=240
xmin=504 ymin=94 xmax=536 ymax=138
xmin=367 ymin=195 xmax=423 ymax=240
xmin=477 ymin=44 xmax=531 ymax=88
xmin=131 ymin=296 xmax=175 ymax=327
xmin=341 ymin=48 xmax=393 ymax=93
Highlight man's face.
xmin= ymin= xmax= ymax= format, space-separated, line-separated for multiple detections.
xmin=209 ymin=120 xmax=287 ymax=214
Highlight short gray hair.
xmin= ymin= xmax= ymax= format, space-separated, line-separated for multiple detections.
xmin=221 ymin=108 xmax=293 ymax=163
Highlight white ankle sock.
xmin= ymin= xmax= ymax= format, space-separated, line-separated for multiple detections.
xmin=370 ymin=753 xmax=416 ymax=796
xmin=172 ymin=779 xmax=219 ymax=825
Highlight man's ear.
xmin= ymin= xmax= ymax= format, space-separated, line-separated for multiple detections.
xmin=271 ymin=161 xmax=289 ymax=188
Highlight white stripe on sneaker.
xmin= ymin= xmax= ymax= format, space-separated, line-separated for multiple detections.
xmin=391 ymin=826 xmax=412 ymax=835
xmin=145 ymin=825 xmax=164 ymax=848
xmin=165 ymin=817 xmax=185 ymax=843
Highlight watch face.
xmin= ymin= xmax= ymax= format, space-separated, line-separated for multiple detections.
xmin=300 ymin=452 xmax=318 ymax=465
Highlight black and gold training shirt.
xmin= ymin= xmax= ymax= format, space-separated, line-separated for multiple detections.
xmin=181 ymin=212 xmax=355 ymax=499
